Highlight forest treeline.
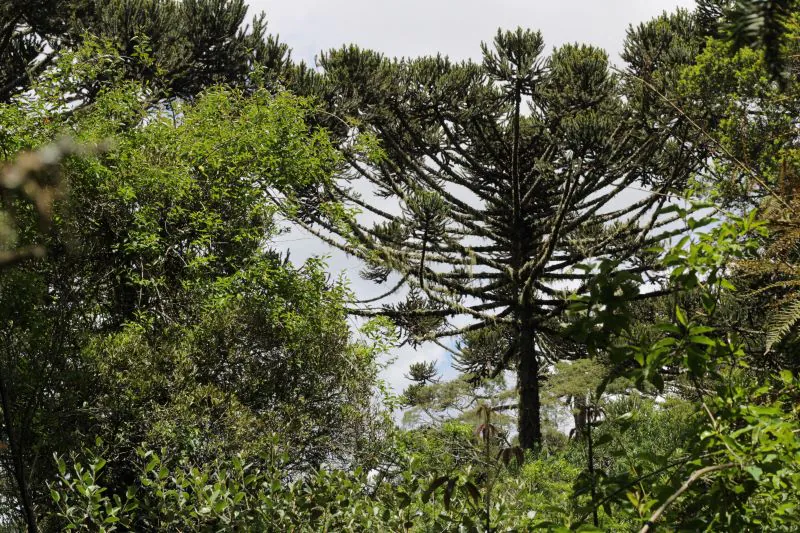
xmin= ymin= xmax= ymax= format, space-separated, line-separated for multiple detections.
xmin=0 ymin=0 xmax=799 ymax=530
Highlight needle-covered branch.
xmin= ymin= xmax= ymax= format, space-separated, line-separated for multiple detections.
xmin=295 ymin=28 xmax=699 ymax=448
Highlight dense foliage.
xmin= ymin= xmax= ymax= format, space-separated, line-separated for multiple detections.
xmin=0 ymin=39 xmax=390 ymax=530
xmin=0 ymin=0 xmax=291 ymax=103
xmin=0 ymin=0 xmax=798 ymax=531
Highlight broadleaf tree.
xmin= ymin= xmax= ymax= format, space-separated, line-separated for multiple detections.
xmin=0 ymin=42 xmax=390 ymax=529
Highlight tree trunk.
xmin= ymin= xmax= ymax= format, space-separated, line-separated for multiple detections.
xmin=517 ymin=314 xmax=541 ymax=450
xmin=0 ymin=370 xmax=36 ymax=532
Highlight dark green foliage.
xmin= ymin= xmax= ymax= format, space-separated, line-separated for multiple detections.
xmin=569 ymin=207 xmax=800 ymax=530
xmin=406 ymin=360 xmax=440 ymax=384
xmin=2 ymin=1 xmax=800 ymax=531
xmin=620 ymin=8 xmax=711 ymax=190
xmin=50 ymin=445 xmax=416 ymax=531
xmin=725 ymin=0 xmax=796 ymax=83
xmin=453 ymin=325 xmax=515 ymax=378
xmin=0 ymin=0 xmax=290 ymax=103
xmin=696 ymin=0 xmax=731 ymax=35
xmin=293 ymin=27 xmax=694 ymax=450
xmin=0 ymin=0 xmax=74 ymax=103
xmin=676 ymin=7 xmax=800 ymax=366
xmin=47 ymin=393 xmax=702 ymax=531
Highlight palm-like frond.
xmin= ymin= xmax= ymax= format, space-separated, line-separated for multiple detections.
xmin=765 ymin=296 xmax=800 ymax=352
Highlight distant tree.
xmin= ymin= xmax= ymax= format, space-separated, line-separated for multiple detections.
xmin=289 ymin=28 xmax=700 ymax=450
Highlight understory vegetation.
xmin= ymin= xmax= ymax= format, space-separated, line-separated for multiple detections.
xmin=0 ymin=0 xmax=799 ymax=531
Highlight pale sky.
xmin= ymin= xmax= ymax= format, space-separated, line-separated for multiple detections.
xmin=251 ymin=0 xmax=696 ymax=64
xmin=246 ymin=0 xmax=697 ymax=395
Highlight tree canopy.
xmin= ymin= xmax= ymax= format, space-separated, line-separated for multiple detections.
xmin=288 ymin=27 xmax=700 ymax=450
xmin=0 ymin=40 xmax=391 ymax=530
xmin=1 ymin=1 xmax=799 ymax=531
xmin=0 ymin=0 xmax=290 ymax=104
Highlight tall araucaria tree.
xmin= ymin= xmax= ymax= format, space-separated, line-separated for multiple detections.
xmin=287 ymin=29 xmax=699 ymax=449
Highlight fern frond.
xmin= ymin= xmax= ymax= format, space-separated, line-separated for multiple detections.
xmin=744 ymin=279 xmax=800 ymax=297
xmin=765 ymin=296 xmax=800 ymax=353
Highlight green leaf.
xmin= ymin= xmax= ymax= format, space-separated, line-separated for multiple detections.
xmin=745 ymin=465 xmax=763 ymax=482
xmin=461 ymin=482 xmax=481 ymax=507
xmin=145 ymin=457 xmax=159 ymax=474
xmin=675 ymin=306 xmax=688 ymax=327
xmin=688 ymin=335 xmax=716 ymax=346
xmin=422 ymin=476 xmax=449 ymax=503
xmin=656 ymin=323 xmax=682 ymax=334
xmin=443 ymin=477 xmax=457 ymax=510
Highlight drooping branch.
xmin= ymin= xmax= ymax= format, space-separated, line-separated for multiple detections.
xmin=302 ymin=34 xmax=703 ymax=450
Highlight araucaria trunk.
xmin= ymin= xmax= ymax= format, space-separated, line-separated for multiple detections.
xmin=517 ymin=315 xmax=541 ymax=450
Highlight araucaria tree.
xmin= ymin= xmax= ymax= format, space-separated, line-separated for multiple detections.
xmin=0 ymin=0 xmax=290 ymax=103
xmin=294 ymin=29 xmax=694 ymax=449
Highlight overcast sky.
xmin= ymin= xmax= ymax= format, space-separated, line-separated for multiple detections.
xmin=251 ymin=0 xmax=696 ymax=64
xmin=246 ymin=0 xmax=697 ymax=395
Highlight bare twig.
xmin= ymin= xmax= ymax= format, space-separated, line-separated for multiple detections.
xmin=639 ymin=462 xmax=737 ymax=533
